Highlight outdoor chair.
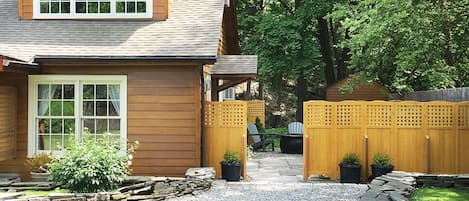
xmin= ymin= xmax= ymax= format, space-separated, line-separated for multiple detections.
xmin=247 ymin=123 xmax=276 ymax=152
xmin=288 ymin=122 xmax=304 ymax=135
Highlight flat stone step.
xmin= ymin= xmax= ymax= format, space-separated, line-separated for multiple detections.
xmin=0 ymin=193 xmax=25 ymax=200
xmin=11 ymin=182 xmax=55 ymax=187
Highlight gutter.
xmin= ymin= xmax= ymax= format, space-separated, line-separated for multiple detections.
xmin=2 ymin=60 xmax=40 ymax=73
xmin=33 ymin=55 xmax=217 ymax=64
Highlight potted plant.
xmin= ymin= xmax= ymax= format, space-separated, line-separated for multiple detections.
xmin=339 ymin=152 xmax=361 ymax=183
xmin=371 ymin=152 xmax=394 ymax=178
xmin=25 ymin=153 xmax=53 ymax=182
xmin=220 ymin=150 xmax=242 ymax=181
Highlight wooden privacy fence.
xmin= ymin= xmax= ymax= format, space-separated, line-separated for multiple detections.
xmin=204 ymin=101 xmax=247 ymax=178
xmin=0 ymin=86 xmax=17 ymax=161
xmin=247 ymin=100 xmax=265 ymax=126
xmin=303 ymin=101 xmax=469 ymax=181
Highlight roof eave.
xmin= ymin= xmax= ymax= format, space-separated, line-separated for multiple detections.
xmin=33 ymin=55 xmax=218 ymax=64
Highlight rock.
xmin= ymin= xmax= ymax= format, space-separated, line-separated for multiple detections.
xmin=370 ymin=179 xmax=386 ymax=186
xmin=0 ymin=181 xmax=14 ymax=187
xmin=0 ymin=193 xmax=25 ymax=200
xmin=127 ymin=195 xmax=156 ymax=201
xmin=131 ymin=185 xmax=152 ymax=195
xmin=48 ymin=193 xmax=76 ymax=199
xmin=185 ymin=167 xmax=215 ymax=180
xmin=389 ymin=191 xmax=408 ymax=201
xmin=111 ymin=192 xmax=130 ymax=200
xmin=117 ymin=181 xmax=156 ymax=193
xmin=11 ymin=182 xmax=54 ymax=187
xmin=95 ymin=192 xmax=111 ymax=201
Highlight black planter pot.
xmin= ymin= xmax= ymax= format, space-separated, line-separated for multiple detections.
xmin=371 ymin=164 xmax=394 ymax=179
xmin=339 ymin=163 xmax=361 ymax=183
xmin=221 ymin=162 xmax=242 ymax=181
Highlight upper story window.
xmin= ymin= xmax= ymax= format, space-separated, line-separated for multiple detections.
xmin=34 ymin=0 xmax=152 ymax=19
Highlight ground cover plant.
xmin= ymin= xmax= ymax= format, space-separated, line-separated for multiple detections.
xmin=263 ymin=127 xmax=288 ymax=148
xmin=410 ymin=187 xmax=469 ymax=201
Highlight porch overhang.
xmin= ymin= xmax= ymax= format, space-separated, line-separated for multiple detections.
xmin=1 ymin=59 xmax=40 ymax=74
xmin=210 ymin=55 xmax=258 ymax=101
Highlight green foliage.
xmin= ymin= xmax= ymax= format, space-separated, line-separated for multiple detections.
xmin=254 ymin=117 xmax=264 ymax=132
xmin=263 ymin=127 xmax=288 ymax=148
xmin=25 ymin=153 xmax=53 ymax=173
xmin=410 ymin=187 xmax=469 ymax=201
xmin=372 ymin=152 xmax=392 ymax=166
xmin=340 ymin=153 xmax=360 ymax=165
xmin=222 ymin=151 xmax=241 ymax=164
xmin=48 ymin=138 xmax=138 ymax=193
xmin=329 ymin=0 xmax=469 ymax=93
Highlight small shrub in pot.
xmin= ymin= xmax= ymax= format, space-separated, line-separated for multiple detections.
xmin=25 ymin=153 xmax=53 ymax=182
xmin=339 ymin=153 xmax=361 ymax=183
xmin=371 ymin=152 xmax=394 ymax=178
xmin=220 ymin=150 xmax=242 ymax=181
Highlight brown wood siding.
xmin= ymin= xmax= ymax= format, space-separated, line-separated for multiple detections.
xmin=326 ymin=79 xmax=389 ymax=101
xmin=0 ymin=86 xmax=17 ymax=162
xmin=0 ymin=73 xmax=29 ymax=180
xmin=19 ymin=0 xmax=169 ymax=20
xmin=0 ymin=63 xmax=201 ymax=179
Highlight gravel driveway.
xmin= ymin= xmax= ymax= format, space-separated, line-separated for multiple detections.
xmin=169 ymin=181 xmax=368 ymax=201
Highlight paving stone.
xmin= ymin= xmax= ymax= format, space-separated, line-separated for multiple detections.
xmin=185 ymin=167 xmax=215 ymax=180
xmin=389 ymin=191 xmax=408 ymax=201
xmin=371 ymin=179 xmax=386 ymax=186
xmin=0 ymin=193 xmax=24 ymax=200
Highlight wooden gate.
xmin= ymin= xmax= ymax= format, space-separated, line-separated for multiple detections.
xmin=0 ymin=86 xmax=17 ymax=161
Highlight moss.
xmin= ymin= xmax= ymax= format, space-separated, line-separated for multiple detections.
xmin=410 ymin=187 xmax=469 ymax=201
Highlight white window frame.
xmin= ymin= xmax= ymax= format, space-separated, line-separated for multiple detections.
xmin=223 ymin=87 xmax=235 ymax=100
xmin=33 ymin=0 xmax=152 ymax=19
xmin=28 ymin=75 xmax=127 ymax=157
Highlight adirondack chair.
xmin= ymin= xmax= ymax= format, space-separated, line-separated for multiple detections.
xmin=288 ymin=122 xmax=303 ymax=135
xmin=247 ymin=123 xmax=275 ymax=151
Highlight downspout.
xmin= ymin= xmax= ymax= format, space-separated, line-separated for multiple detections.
xmin=200 ymin=65 xmax=206 ymax=167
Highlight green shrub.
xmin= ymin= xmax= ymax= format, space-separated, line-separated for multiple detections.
xmin=255 ymin=117 xmax=265 ymax=132
xmin=372 ymin=152 xmax=392 ymax=166
xmin=222 ymin=150 xmax=241 ymax=164
xmin=48 ymin=138 xmax=138 ymax=193
xmin=341 ymin=153 xmax=360 ymax=165
xmin=25 ymin=153 xmax=53 ymax=173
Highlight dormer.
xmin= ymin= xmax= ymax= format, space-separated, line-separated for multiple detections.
xmin=19 ymin=0 xmax=171 ymax=20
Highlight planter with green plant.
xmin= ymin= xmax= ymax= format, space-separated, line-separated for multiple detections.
xmin=220 ymin=150 xmax=242 ymax=182
xmin=371 ymin=152 xmax=394 ymax=178
xmin=339 ymin=152 xmax=361 ymax=183
xmin=25 ymin=153 xmax=53 ymax=182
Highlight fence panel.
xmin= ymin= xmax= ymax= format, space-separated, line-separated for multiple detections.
xmin=204 ymin=101 xmax=247 ymax=179
xmin=247 ymin=100 xmax=265 ymax=126
xmin=304 ymin=100 xmax=469 ymax=181
xmin=0 ymin=86 xmax=17 ymax=161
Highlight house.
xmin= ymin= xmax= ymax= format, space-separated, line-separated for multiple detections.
xmin=326 ymin=77 xmax=389 ymax=101
xmin=0 ymin=0 xmax=257 ymax=179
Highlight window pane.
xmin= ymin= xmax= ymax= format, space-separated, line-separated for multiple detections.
xmin=100 ymin=1 xmax=110 ymax=13
xmin=137 ymin=1 xmax=145 ymax=13
xmin=64 ymin=135 xmax=75 ymax=148
xmin=96 ymin=101 xmax=107 ymax=116
xmin=83 ymin=101 xmax=94 ymax=116
xmin=96 ymin=85 xmax=107 ymax=99
xmin=40 ymin=135 xmax=51 ymax=150
xmin=38 ymin=119 xmax=50 ymax=134
xmin=64 ymin=84 xmax=74 ymax=99
xmin=109 ymin=119 xmax=120 ymax=134
xmin=83 ymin=119 xmax=95 ymax=134
xmin=51 ymin=84 xmax=62 ymax=99
xmin=51 ymin=1 xmax=59 ymax=13
xmin=76 ymin=1 xmax=86 ymax=13
xmin=50 ymin=101 xmax=62 ymax=116
xmin=61 ymin=1 xmax=70 ymax=13
xmin=45 ymin=135 xmax=62 ymax=150
xmin=51 ymin=119 xmax=63 ymax=134
xmin=108 ymin=84 xmax=120 ymax=99
xmin=38 ymin=101 xmax=50 ymax=116
xmin=40 ymin=2 xmax=50 ymax=13
xmin=64 ymin=119 xmax=75 ymax=134
xmin=109 ymin=101 xmax=119 ymax=116
xmin=38 ymin=85 xmax=49 ymax=99
xmin=96 ymin=119 xmax=107 ymax=134
xmin=116 ymin=1 xmax=125 ymax=13
xmin=63 ymin=101 xmax=74 ymax=116
xmin=127 ymin=1 xmax=135 ymax=13
xmin=88 ymin=1 xmax=98 ymax=13
xmin=83 ymin=85 xmax=94 ymax=99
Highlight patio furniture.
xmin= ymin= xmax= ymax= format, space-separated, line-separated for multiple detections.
xmin=288 ymin=122 xmax=303 ymax=135
xmin=247 ymin=123 xmax=275 ymax=151
xmin=280 ymin=134 xmax=303 ymax=154
xmin=280 ymin=122 xmax=304 ymax=154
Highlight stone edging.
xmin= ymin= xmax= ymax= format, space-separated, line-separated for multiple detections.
xmin=360 ymin=171 xmax=469 ymax=201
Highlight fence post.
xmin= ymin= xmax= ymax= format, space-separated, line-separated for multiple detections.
xmin=426 ymin=135 xmax=430 ymax=174
xmin=364 ymin=135 xmax=369 ymax=180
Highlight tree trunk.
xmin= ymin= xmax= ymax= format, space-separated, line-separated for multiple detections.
xmin=295 ymin=70 xmax=306 ymax=122
xmin=258 ymin=81 xmax=264 ymax=99
xmin=245 ymin=80 xmax=252 ymax=100
xmin=317 ymin=17 xmax=336 ymax=86
xmin=440 ymin=0 xmax=455 ymax=67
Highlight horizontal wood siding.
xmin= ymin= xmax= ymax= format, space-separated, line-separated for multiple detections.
xmin=0 ymin=73 xmax=29 ymax=180
xmin=326 ymin=79 xmax=389 ymax=101
xmin=19 ymin=0 xmax=168 ymax=20
xmin=0 ymin=64 xmax=201 ymax=178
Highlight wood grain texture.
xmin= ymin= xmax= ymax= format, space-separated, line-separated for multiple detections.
xmin=326 ymin=79 xmax=389 ymax=101
xmin=0 ymin=63 xmax=201 ymax=178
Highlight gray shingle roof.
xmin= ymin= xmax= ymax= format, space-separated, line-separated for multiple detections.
xmin=0 ymin=0 xmax=225 ymax=62
xmin=211 ymin=55 xmax=257 ymax=75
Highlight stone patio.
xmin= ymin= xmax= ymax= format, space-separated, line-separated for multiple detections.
xmin=245 ymin=150 xmax=304 ymax=183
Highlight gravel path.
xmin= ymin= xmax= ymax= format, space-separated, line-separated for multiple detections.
xmin=168 ymin=181 xmax=368 ymax=201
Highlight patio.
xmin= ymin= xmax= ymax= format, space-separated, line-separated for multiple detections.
xmin=245 ymin=151 xmax=303 ymax=183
